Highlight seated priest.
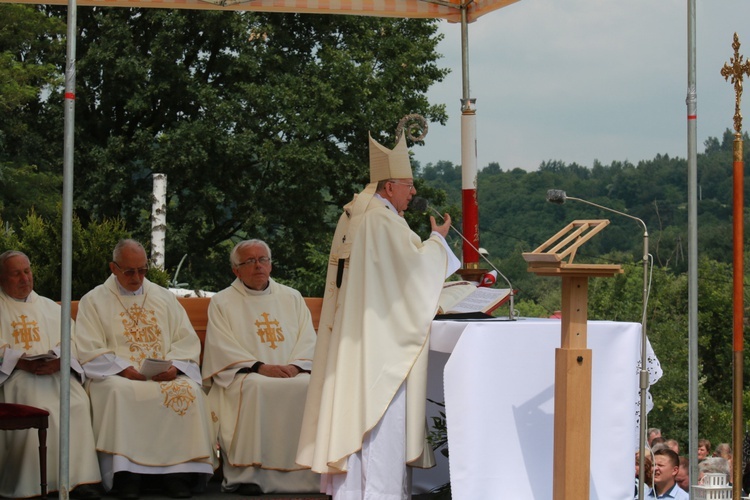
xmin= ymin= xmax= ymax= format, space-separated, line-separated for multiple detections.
xmin=201 ymin=239 xmax=319 ymax=495
xmin=74 ymin=239 xmax=217 ymax=500
xmin=0 ymin=250 xmax=102 ymax=499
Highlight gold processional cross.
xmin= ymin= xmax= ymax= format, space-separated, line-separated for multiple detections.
xmin=720 ymin=33 xmax=750 ymax=499
xmin=721 ymin=33 xmax=750 ymax=137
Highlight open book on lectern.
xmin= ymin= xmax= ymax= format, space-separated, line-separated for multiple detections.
xmin=434 ymin=281 xmax=513 ymax=319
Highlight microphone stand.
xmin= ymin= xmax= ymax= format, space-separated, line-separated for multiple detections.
xmin=427 ymin=205 xmax=517 ymax=320
xmin=558 ymin=194 xmax=651 ymax=500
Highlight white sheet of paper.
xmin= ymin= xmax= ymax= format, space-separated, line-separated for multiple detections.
xmin=139 ymin=358 xmax=173 ymax=379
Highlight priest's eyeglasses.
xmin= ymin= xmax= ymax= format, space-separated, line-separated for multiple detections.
xmin=389 ymin=180 xmax=415 ymax=190
xmin=113 ymin=262 xmax=149 ymax=277
xmin=238 ymin=257 xmax=272 ymax=266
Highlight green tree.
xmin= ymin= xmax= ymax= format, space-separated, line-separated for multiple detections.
xmin=0 ymin=209 xmax=134 ymax=300
xmin=0 ymin=5 xmax=65 ymax=222
xmin=0 ymin=5 xmax=63 ymax=113
xmin=33 ymin=9 xmax=449 ymax=293
xmin=585 ymin=255 xmax=750 ymax=451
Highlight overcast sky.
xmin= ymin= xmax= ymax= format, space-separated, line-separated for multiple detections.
xmin=411 ymin=0 xmax=750 ymax=172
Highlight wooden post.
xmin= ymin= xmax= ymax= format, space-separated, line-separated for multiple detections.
xmin=523 ymin=220 xmax=622 ymax=500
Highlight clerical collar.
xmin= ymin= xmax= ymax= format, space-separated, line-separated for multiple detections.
xmin=115 ymin=279 xmax=144 ymax=296
xmin=374 ymin=193 xmax=398 ymax=214
xmin=243 ymin=281 xmax=271 ymax=296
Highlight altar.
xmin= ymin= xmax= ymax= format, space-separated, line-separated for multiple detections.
xmin=413 ymin=318 xmax=651 ymax=500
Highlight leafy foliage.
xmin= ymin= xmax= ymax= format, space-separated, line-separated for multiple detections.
xmin=0 ymin=5 xmax=65 ymax=223
xmin=25 ymin=8 xmax=449 ymax=293
xmin=0 ymin=208 xmax=132 ymax=300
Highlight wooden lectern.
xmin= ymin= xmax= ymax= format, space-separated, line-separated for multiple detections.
xmin=523 ymin=220 xmax=623 ymax=500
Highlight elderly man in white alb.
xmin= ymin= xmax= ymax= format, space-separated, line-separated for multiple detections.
xmin=0 ymin=250 xmax=102 ymax=499
xmin=202 ymin=239 xmax=318 ymax=496
xmin=297 ymin=133 xmax=460 ymax=499
xmin=74 ymin=239 xmax=216 ymax=500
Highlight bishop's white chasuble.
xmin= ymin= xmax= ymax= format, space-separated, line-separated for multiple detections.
xmin=297 ymin=195 xmax=449 ymax=477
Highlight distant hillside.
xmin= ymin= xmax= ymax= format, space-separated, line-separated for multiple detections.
xmin=416 ymin=128 xmax=747 ymax=282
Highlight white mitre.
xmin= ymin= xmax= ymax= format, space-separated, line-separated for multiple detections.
xmin=369 ymin=132 xmax=413 ymax=182
xmin=336 ymin=133 xmax=414 ymax=260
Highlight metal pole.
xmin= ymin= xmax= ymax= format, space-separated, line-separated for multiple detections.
xmin=59 ymin=0 xmax=77 ymax=498
xmin=458 ymin=3 xmax=481 ymax=281
xmin=460 ymin=6 xmax=469 ymax=101
xmin=686 ymin=0 xmax=700 ymax=495
xmin=637 ymin=230 xmax=649 ymax=500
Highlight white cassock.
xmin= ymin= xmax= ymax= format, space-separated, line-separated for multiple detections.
xmin=201 ymin=277 xmax=319 ymax=493
xmin=74 ymin=276 xmax=217 ymax=490
xmin=0 ymin=289 xmax=101 ymax=498
xmin=297 ymin=191 xmax=459 ymax=500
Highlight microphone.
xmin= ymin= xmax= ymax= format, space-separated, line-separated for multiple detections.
xmin=411 ymin=196 xmax=517 ymax=320
xmin=546 ymin=190 xmax=648 ymax=233
xmin=409 ymin=196 xmax=429 ymax=214
xmin=546 ymin=189 xmax=567 ymax=204
xmin=546 ymin=188 xmax=652 ymax=500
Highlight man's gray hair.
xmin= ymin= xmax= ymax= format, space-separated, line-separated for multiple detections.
xmin=230 ymin=239 xmax=272 ymax=268
xmin=112 ymin=239 xmax=146 ymax=262
xmin=0 ymin=250 xmax=29 ymax=276
xmin=698 ymin=456 xmax=730 ymax=479
xmin=650 ymin=443 xmax=669 ymax=453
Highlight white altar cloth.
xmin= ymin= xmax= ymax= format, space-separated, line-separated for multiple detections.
xmin=430 ymin=318 xmax=642 ymax=500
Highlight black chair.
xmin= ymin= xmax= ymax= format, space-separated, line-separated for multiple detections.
xmin=0 ymin=402 xmax=50 ymax=496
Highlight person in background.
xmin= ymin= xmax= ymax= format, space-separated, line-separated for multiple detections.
xmin=676 ymin=456 xmax=690 ymax=492
xmin=650 ymin=436 xmax=667 ymax=449
xmin=635 ymin=449 xmax=654 ymax=497
xmin=648 ymin=428 xmax=663 ymax=447
xmin=697 ymin=438 xmax=712 ymax=462
xmin=202 ymin=239 xmax=319 ymax=495
xmin=742 ymin=431 xmax=750 ymax=494
xmin=666 ymin=439 xmax=680 ymax=454
xmin=74 ymin=239 xmax=216 ymax=500
xmin=297 ymin=132 xmax=460 ymax=499
xmin=0 ymin=250 xmax=102 ymax=499
xmin=648 ymin=448 xmax=689 ymax=499
xmin=713 ymin=442 xmax=732 ymax=477
xmin=697 ymin=456 xmax=730 ymax=485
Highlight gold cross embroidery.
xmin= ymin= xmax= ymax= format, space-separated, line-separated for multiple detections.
xmin=118 ymin=303 xmax=163 ymax=364
xmin=721 ymin=33 xmax=750 ymax=135
xmin=11 ymin=315 xmax=41 ymax=350
xmin=255 ymin=312 xmax=284 ymax=350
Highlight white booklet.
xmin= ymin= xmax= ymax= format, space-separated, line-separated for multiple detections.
xmin=437 ymin=281 xmax=512 ymax=315
xmin=139 ymin=358 xmax=173 ymax=379
xmin=23 ymin=350 xmax=58 ymax=361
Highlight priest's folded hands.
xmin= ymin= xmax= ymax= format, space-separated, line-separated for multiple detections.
xmin=256 ymin=363 xmax=302 ymax=378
